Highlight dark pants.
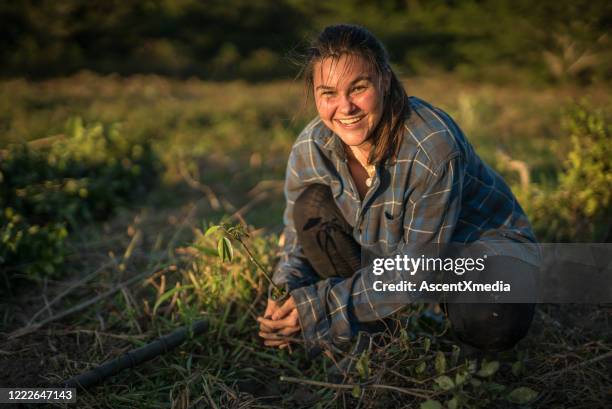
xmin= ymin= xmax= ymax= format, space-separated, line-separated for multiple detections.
xmin=293 ymin=184 xmax=535 ymax=352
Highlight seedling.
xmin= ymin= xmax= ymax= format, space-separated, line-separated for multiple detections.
xmin=205 ymin=222 xmax=288 ymax=301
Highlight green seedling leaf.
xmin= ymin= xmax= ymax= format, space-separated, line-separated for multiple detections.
xmin=477 ymin=360 xmax=499 ymax=377
xmin=400 ymin=328 xmax=411 ymax=349
xmin=506 ymin=387 xmax=538 ymax=404
xmin=511 ymin=360 xmax=523 ymax=377
xmin=153 ymin=285 xmax=195 ymax=315
xmin=217 ymin=236 xmax=233 ymax=261
xmin=424 ymin=337 xmax=431 ymax=353
xmin=467 ymin=359 xmax=478 ymax=374
xmin=415 ymin=361 xmax=427 ymax=374
xmin=204 ymin=225 xmax=220 ymax=237
xmin=434 ymin=375 xmax=455 ymax=391
xmin=447 ymin=396 xmax=459 ymax=409
xmin=451 ymin=345 xmax=461 ymax=366
xmin=356 ymin=352 xmax=370 ymax=380
xmin=435 ymin=351 xmax=447 ymax=374
xmin=455 ymin=371 xmax=468 ymax=386
xmin=485 ymin=382 xmax=506 ymax=393
xmin=351 ymin=385 xmax=361 ymax=398
xmin=420 ymin=399 xmax=443 ymax=409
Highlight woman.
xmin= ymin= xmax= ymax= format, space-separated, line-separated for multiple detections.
xmin=257 ymin=24 xmax=537 ymax=356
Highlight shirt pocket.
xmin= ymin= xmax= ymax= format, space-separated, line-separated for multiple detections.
xmin=380 ymin=210 xmax=405 ymax=252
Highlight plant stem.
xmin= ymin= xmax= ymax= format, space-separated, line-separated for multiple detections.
xmin=235 ymin=237 xmax=283 ymax=294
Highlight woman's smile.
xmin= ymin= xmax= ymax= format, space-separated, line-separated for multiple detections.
xmin=336 ymin=114 xmax=366 ymax=127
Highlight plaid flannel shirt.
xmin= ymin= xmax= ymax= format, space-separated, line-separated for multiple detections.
xmin=272 ymin=96 xmax=537 ymax=355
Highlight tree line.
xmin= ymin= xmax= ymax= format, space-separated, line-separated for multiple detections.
xmin=1 ymin=0 xmax=610 ymax=82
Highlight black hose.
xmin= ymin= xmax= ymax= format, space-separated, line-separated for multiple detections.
xmin=63 ymin=320 xmax=209 ymax=389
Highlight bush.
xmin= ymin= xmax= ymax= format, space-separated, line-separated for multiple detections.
xmin=0 ymin=208 xmax=67 ymax=283
xmin=518 ymin=101 xmax=611 ymax=242
xmin=0 ymin=117 xmax=161 ymax=290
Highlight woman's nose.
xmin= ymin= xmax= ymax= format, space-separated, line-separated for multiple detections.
xmin=338 ymin=94 xmax=356 ymax=114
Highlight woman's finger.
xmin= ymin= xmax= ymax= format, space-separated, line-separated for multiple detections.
xmin=271 ymin=296 xmax=296 ymax=320
xmin=257 ymin=311 xmax=298 ymax=330
xmin=258 ymin=331 xmax=287 ymax=340
xmin=263 ymin=298 xmax=279 ymax=319
xmin=258 ymin=324 xmax=299 ymax=341
xmin=259 ymin=331 xmax=291 ymax=345
xmin=264 ymin=339 xmax=289 ymax=347
xmin=258 ymin=320 xmax=274 ymax=333
xmin=277 ymin=325 xmax=300 ymax=336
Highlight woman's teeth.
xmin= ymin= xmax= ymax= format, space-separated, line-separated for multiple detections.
xmin=338 ymin=116 xmax=363 ymax=125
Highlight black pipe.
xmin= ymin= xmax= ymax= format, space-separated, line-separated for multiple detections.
xmin=63 ymin=320 xmax=209 ymax=389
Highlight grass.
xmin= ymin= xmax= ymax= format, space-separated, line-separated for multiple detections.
xmin=0 ymin=73 xmax=610 ymax=408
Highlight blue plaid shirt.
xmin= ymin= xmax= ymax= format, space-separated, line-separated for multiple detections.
xmin=272 ymin=96 xmax=537 ymax=355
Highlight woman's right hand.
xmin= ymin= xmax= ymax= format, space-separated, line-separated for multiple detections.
xmin=262 ymin=298 xmax=281 ymax=323
xmin=258 ymin=297 xmax=284 ymax=336
xmin=258 ymin=297 xmax=300 ymax=348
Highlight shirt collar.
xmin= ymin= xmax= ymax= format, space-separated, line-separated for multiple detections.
xmin=312 ymin=119 xmax=348 ymax=161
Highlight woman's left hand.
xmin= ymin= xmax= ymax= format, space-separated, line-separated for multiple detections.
xmin=257 ymin=296 xmax=300 ymax=348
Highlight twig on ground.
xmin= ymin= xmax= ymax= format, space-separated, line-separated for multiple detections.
xmin=537 ymin=350 xmax=612 ymax=379
xmin=279 ymin=376 xmax=432 ymax=399
xmin=28 ymin=260 xmax=117 ymax=325
xmin=55 ymin=329 xmax=150 ymax=341
xmin=10 ymin=265 xmax=175 ymax=339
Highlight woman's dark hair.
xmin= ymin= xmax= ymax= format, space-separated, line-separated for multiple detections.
xmin=301 ymin=24 xmax=410 ymax=164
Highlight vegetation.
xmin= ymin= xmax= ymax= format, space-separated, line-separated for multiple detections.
xmin=1 ymin=0 xmax=611 ymax=84
xmin=0 ymin=73 xmax=609 ymax=408
xmin=1 ymin=117 xmax=160 ymax=290
xmin=515 ymin=101 xmax=611 ymax=242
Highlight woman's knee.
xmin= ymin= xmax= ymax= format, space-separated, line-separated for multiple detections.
xmin=447 ymin=303 xmax=535 ymax=351
xmin=293 ymin=184 xmax=333 ymax=228
xmin=292 ymin=184 xmax=360 ymax=278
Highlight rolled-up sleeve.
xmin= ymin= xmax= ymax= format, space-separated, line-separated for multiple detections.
xmin=291 ymin=155 xmax=464 ymax=355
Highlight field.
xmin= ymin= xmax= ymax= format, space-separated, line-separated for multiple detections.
xmin=0 ymin=73 xmax=610 ymax=408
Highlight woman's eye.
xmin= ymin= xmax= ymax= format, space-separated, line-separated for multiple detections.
xmin=352 ymin=86 xmax=367 ymax=93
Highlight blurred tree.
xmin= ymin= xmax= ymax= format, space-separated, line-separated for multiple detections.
xmin=0 ymin=0 xmax=609 ymax=83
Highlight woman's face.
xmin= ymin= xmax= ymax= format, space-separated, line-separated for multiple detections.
xmin=313 ymin=54 xmax=386 ymax=150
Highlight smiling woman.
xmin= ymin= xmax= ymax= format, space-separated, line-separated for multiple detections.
xmin=257 ymin=24 xmax=538 ymax=356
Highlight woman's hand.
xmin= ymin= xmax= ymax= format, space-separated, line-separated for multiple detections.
xmin=257 ymin=296 xmax=300 ymax=348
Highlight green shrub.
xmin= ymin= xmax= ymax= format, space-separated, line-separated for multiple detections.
xmin=0 ymin=208 xmax=67 ymax=284
xmin=519 ymin=101 xmax=611 ymax=241
xmin=0 ymin=117 xmax=161 ymax=290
